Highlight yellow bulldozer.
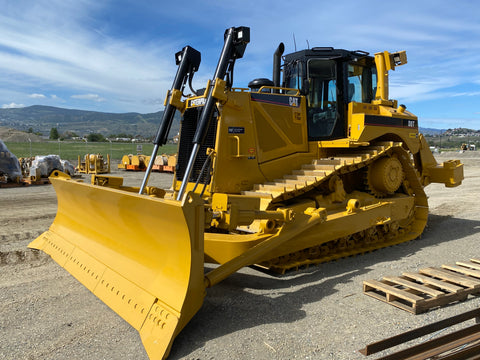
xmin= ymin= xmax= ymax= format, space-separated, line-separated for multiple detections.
xmin=77 ymin=153 xmax=111 ymax=174
xmin=30 ymin=27 xmax=463 ymax=359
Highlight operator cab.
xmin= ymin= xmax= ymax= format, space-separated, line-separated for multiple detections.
xmin=282 ymin=48 xmax=377 ymax=141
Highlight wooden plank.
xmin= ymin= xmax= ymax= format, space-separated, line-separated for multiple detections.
xmin=442 ymin=264 xmax=480 ymax=279
xmin=359 ymin=308 xmax=480 ymax=356
xmin=420 ymin=267 xmax=480 ymax=288
xmin=402 ymin=272 xmax=464 ymax=293
xmin=363 ymin=280 xmax=424 ymax=303
xmin=369 ymin=324 xmax=480 ymax=360
xmin=383 ymin=276 xmax=445 ymax=297
xmin=418 ymin=292 xmax=469 ymax=312
xmin=471 ymin=258 xmax=480 ymax=265
xmin=458 ymin=260 xmax=480 ymax=270
xmin=363 ymin=286 xmax=418 ymax=314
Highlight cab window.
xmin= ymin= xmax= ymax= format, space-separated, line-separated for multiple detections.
xmin=284 ymin=61 xmax=304 ymax=94
xmin=347 ymin=63 xmax=377 ymax=103
xmin=306 ymin=59 xmax=337 ymax=138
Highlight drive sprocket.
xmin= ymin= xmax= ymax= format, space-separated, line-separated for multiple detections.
xmin=365 ymin=154 xmax=404 ymax=197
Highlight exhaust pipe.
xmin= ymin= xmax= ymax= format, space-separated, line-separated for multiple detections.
xmin=272 ymin=42 xmax=285 ymax=89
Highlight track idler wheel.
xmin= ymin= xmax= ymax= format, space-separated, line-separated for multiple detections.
xmin=366 ymin=155 xmax=404 ymax=197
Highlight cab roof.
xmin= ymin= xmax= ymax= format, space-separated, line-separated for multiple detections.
xmin=283 ymin=48 xmax=371 ymax=63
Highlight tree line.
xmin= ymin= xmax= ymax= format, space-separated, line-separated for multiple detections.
xmin=49 ymin=127 xmax=138 ymax=142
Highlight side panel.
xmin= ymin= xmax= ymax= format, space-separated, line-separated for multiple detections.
xmin=210 ymin=91 xmax=312 ymax=194
xmin=251 ymin=92 xmax=308 ymax=163
xmin=348 ymin=102 xmax=421 ymax=153
xmin=209 ymin=91 xmax=267 ymax=193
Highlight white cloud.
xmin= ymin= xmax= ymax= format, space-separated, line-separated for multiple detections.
xmin=29 ymin=93 xmax=46 ymax=99
xmin=2 ymin=102 xmax=25 ymax=109
xmin=71 ymin=94 xmax=106 ymax=102
xmin=0 ymin=1 xmax=177 ymax=112
xmin=389 ymin=75 xmax=452 ymax=103
xmin=451 ymin=92 xmax=480 ymax=98
xmin=0 ymin=0 xmax=478 ymax=127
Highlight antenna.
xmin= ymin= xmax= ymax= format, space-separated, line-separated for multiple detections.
xmin=306 ymin=40 xmax=310 ymax=49
xmin=293 ymin=33 xmax=297 ymax=51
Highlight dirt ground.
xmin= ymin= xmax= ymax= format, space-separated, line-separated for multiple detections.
xmin=0 ymin=127 xmax=43 ymax=142
xmin=1 ymin=152 xmax=480 ymax=360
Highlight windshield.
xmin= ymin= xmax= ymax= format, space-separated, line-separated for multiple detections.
xmin=347 ymin=63 xmax=377 ymax=103
xmin=306 ymin=59 xmax=337 ymax=138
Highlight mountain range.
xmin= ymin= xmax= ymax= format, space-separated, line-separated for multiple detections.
xmin=0 ymin=104 xmax=447 ymax=140
xmin=0 ymin=105 xmax=179 ymax=139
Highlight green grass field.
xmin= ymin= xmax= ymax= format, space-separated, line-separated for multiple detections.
xmin=4 ymin=141 xmax=178 ymax=161
xmin=4 ymin=136 xmax=473 ymax=163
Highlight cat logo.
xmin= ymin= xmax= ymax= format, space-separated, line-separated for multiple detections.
xmin=289 ymin=97 xmax=299 ymax=107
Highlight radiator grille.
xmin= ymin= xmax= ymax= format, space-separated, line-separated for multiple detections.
xmin=176 ymin=107 xmax=217 ymax=184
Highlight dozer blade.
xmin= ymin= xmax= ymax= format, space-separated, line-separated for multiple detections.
xmin=29 ymin=171 xmax=206 ymax=360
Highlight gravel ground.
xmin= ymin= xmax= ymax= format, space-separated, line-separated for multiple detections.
xmin=1 ymin=152 xmax=479 ymax=360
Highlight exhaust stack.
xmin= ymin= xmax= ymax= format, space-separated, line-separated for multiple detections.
xmin=273 ymin=42 xmax=285 ymax=89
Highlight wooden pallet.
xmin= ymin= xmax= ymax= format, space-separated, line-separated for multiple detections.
xmin=0 ymin=181 xmax=28 ymax=188
xmin=22 ymin=177 xmax=51 ymax=185
xmin=363 ymin=259 xmax=480 ymax=314
xmin=1 ymin=178 xmax=51 ymax=187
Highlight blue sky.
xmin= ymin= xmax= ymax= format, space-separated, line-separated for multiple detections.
xmin=1 ymin=0 xmax=479 ymax=129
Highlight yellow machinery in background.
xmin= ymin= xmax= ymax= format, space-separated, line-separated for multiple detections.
xmin=117 ymin=154 xmax=132 ymax=169
xmin=152 ymin=154 xmax=177 ymax=172
xmin=18 ymin=156 xmax=34 ymax=179
xmin=128 ymin=154 xmax=150 ymax=170
xmin=30 ymin=27 xmax=463 ymax=359
xmin=77 ymin=153 xmax=110 ymax=174
xmin=118 ymin=154 xmax=152 ymax=171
